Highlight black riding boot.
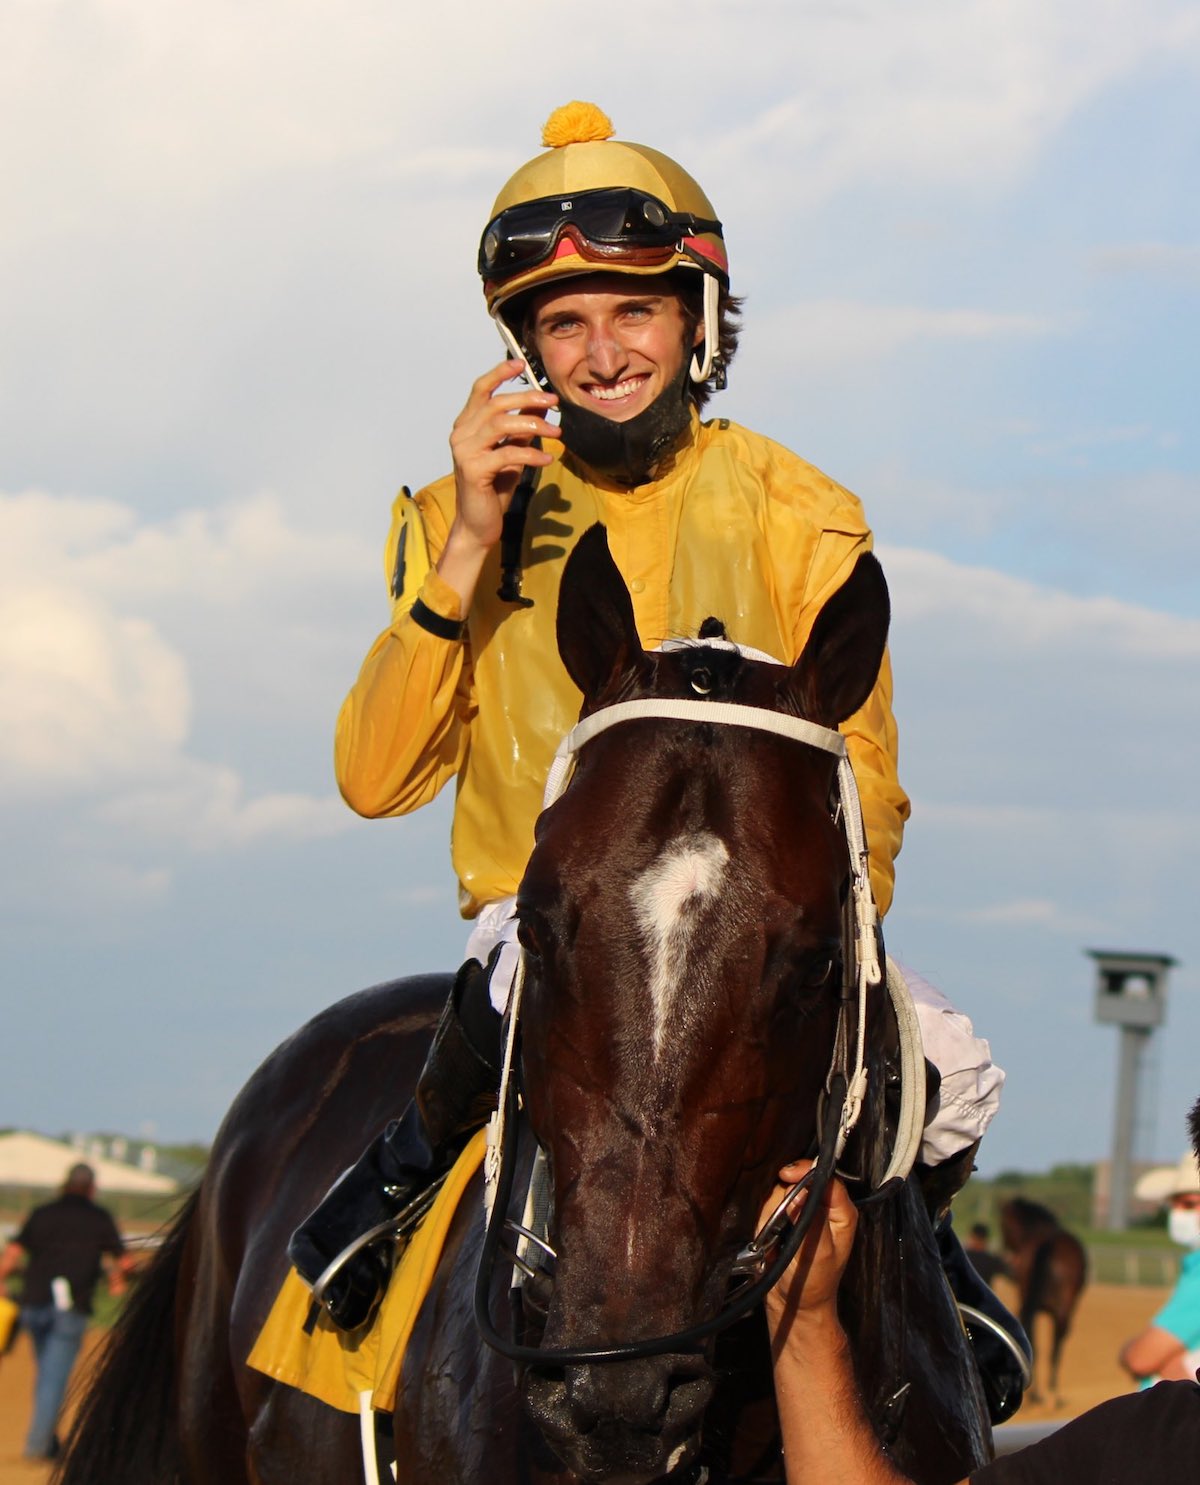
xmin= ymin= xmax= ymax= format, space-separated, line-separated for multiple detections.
xmin=936 ymin=1215 xmax=1032 ymax=1425
xmin=288 ymin=955 xmax=503 ymax=1332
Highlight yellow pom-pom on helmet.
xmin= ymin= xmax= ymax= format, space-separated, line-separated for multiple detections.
xmin=479 ymin=104 xmax=728 ymax=386
xmin=540 ymin=100 xmax=615 ymax=149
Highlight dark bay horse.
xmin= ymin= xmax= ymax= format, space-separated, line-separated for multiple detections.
xmin=999 ymin=1197 xmax=1087 ymax=1404
xmin=58 ymin=528 xmax=990 ymax=1485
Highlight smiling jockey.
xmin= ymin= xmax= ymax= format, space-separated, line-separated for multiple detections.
xmin=288 ymin=102 xmax=1024 ymax=1417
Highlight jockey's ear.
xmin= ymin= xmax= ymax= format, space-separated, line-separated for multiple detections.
xmin=783 ymin=552 xmax=890 ymax=728
xmin=557 ymin=524 xmax=652 ymax=707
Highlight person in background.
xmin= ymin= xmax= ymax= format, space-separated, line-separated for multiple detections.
xmin=762 ymin=1098 xmax=1200 ymax=1484
xmin=0 ymin=1162 xmax=134 ymax=1461
xmin=1118 ymin=1146 xmax=1200 ymax=1384
xmin=966 ymin=1221 xmax=1009 ymax=1286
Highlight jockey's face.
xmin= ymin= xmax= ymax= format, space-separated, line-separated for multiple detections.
xmin=528 ymin=274 xmax=702 ymax=424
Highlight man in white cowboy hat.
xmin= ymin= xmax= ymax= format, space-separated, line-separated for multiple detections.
xmin=1118 ymin=1147 xmax=1200 ymax=1384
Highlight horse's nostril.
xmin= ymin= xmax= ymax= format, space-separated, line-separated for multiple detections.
xmin=565 ymin=1361 xmax=670 ymax=1432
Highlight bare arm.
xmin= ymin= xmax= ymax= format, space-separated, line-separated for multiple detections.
xmin=762 ymin=1167 xmax=969 ymax=1485
xmin=0 ymin=1240 xmax=26 ymax=1292
xmin=1119 ymin=1324 xmax=1187 ymax=1382
xmin=105 ymin=1249 xmax=139 ymax=1297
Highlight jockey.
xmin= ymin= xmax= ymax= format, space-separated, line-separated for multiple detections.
xmin=288 ymin=102 xmax=1021 ymax=1412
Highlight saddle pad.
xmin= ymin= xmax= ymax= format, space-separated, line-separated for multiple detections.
xmin=246 ymin=1128 xmax=488 ymax=1415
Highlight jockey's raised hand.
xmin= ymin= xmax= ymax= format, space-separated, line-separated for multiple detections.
xmin=438 ymin=359 xmax=557 ymax=607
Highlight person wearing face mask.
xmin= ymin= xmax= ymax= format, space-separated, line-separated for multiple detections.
xmin=286 ymin=105 xmax=1014 ymax=1394
xmin=1118 ymin=1148 xmax=1200 ymax=1384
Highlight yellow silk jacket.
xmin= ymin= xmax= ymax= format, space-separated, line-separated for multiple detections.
xmin=335 ymin=415 xmax=911 ymax=917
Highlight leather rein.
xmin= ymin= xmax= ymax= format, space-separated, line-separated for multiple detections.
xmin=475 ymin=693 xmax=924 ymax=1367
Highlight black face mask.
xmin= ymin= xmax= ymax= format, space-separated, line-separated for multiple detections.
xmin=556 ymin=360 xmax=694 ymax=487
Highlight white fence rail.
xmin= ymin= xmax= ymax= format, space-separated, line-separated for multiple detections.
xmin=1085 ymin=1245 xmax=1180 ymax=1286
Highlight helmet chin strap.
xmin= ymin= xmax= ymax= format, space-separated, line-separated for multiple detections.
xmin=689 ymin=270 xmax=719 ymax=384
xmin=491 ymin=311 xmax=546 ymax=393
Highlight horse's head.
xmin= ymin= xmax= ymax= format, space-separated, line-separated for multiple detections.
xmin=516 ymin=525 xmax=890 ymax=1482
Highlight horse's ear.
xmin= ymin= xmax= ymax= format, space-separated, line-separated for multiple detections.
xmin=557 ymin=524 xmax=651 ymax=705
xmin=783 ymin=552 xmax=890 ymax=727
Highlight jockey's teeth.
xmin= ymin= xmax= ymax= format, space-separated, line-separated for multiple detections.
xmin=588 ymin=377 xmax=644 ymax=402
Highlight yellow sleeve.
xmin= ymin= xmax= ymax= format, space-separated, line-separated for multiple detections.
xmin=333 ymin=486 xmax=477 ymax=819
xmin=794 ymin=530 xmax=911 ymax=918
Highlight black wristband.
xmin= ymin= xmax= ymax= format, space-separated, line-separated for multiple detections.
xmin=410 ymin=597 xmax=466 ymax=642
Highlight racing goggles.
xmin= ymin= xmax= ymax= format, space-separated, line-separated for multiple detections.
xmin=478 ymin=187 xmax=723 ymax=282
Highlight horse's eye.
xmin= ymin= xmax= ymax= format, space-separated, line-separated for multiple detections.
xmin=801 ymin=955 xmax=835 ymax=989
xmin=517 ymin=918 xmax=544 ymax=960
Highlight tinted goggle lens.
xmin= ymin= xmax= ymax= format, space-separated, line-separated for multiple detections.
xmin=478 ymin=189 xmax=721 ymax=279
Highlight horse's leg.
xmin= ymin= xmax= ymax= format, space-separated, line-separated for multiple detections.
xmin=1018 ymin=1297 xmax=1042 ymax=1402
xmin=1048 ymin=1324 xmax=1062 ymax=1404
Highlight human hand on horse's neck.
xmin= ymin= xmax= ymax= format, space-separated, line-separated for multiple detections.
xmin=763 ymin=1171 xmax=961 ymax=1485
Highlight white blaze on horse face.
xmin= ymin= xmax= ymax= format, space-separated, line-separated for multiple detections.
xmin=631 ymin=832 xmax=729 ymax=1058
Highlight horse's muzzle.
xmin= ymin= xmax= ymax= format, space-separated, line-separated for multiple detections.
xmin=524 ymin=1354 xmax=713 ymax=1484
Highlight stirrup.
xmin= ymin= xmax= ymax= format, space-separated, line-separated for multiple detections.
xmin=957 ymin=1302 xmax=1033 ymax=1392
xmin=308 ymin=1173 xmax=449 ymax=1318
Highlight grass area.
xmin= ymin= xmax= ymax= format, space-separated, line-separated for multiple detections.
xmin=0 ymin=1184 xmax=195 ymax=1237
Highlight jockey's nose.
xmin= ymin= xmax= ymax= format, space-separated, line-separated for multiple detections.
xmin=584 ymin=324 xmax=628 ymax=381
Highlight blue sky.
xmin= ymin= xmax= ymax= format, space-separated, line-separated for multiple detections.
xmin=2 ymin=0 xmax=1198 ymax=1176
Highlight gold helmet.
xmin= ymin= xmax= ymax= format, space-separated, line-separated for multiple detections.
xmin=479 ymin=103 xmax=728 ymax=384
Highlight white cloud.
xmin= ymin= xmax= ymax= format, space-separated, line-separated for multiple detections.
xmin=96 ymin=764 xmax=349 ymax=851
xmin=706 ymin=0 xmax=1200 ymax=202
xmin=0 ymin=583 xmax=190 ymax=791
xmin=882 ymin=545 xmax=1200 ymax=658
xmin=4 ymin=0 xmax=1197 ymax=252
xmin=1 ymin=489 xmax=371 ymax=605
xmin=0 ymin=488 xmax=366 ymax=849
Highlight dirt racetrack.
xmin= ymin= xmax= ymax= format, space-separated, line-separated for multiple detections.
xmin=0 ymin=1280 xmax=1173 ymax=1482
